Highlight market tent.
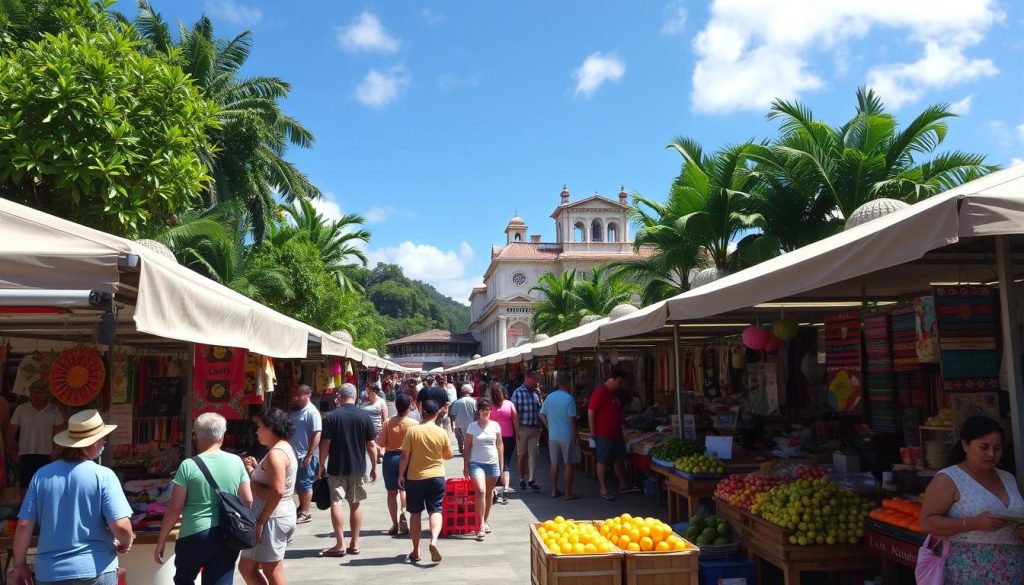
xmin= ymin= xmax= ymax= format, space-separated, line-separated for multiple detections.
xmin=600 ymin=165 xmax=1024 ymax=341
xmin=529 ymin=317 xmax=610 ymax=357
xmin=0 ymin=198 xmax=309 ymax=358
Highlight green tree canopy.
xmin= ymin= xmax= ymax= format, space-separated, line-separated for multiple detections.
xmin=0 ymin=4 xmax=217 ymax=237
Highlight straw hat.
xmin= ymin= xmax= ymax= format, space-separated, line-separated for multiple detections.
xmin=53 ymin=409 xmax=117 ymax=448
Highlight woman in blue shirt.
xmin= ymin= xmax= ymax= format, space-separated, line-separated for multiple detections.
xmin=12 ymin=409 xmax=133 ymax=585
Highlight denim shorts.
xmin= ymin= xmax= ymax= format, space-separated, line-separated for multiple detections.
xmin=382 ymin=451 xmax=402 ymax=491
xmin=594 ymin=436 xmax=626 ymax=465
xmin=469 ymin=461 xmax=500 ymax=478
xmin=405 ymin=477 xmax=445 ymax=514
xmin=38 ymin=572 xmax=118 ymax=585
xmin=295 ymin=453 xmax=318 ymax=493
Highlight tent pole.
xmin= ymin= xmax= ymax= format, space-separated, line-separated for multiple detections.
xmin=996 ymin=236 xmax=1024 ymax=479
xmin=673 ymin=323 xmax=684 ymax=439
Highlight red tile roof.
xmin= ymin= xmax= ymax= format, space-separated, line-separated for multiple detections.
xmin=491 ymin=243 xmax=561 ymax=260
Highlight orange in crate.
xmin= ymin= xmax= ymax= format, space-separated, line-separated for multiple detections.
xmin=439 ymin=478 xmax=479 ymax=537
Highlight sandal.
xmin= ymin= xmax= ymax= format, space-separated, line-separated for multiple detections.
xmin=296 ymin=512 xmax=312 ymax=524
xmin=408 ymin=552 xmax=421 ymax=563
xmin=600 ymin=491 xmax=616 ymax=501
xmin=476 ymin=530 xmax=486 ymax=541
xmin=619 ymin=487 xmax=640 ymax=494
xmin=565 ymin=493 xmax=582 ymax=501
xmin=318 ymin=549 xmax=346 ymax=558
xmin=345 ymin=546 xmax=360 ymax=555
xmin=484 ymin=524 xmax=492 ymax=533
xmin=429 ymin=543 xmax=442 ymax=563
xmin=387 ymin=526 xmax=399 ymax=536
xmin=399 ymin=514 xmax=409 ymax=534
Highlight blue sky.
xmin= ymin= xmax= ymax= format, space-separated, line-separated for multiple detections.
xmin=118 ymin=1 xmax=1024 ymax=304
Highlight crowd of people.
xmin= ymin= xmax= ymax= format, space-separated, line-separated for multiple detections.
xmin=6 ymin=368 xmax=644 ymax=585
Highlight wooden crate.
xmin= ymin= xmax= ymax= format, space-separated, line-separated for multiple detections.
xmin=530 ymin=522 xmax=623 ymax=585
xmin=623 ymin=548 xmax=698 ymax=585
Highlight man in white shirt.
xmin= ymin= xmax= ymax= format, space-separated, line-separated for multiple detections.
xmin=448 ymin=385 xmax=477 ymax=454
xmin=7 ymin=387 xmax=64 ymax=492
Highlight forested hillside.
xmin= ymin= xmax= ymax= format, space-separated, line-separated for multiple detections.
xmin=353 ymin=264 xmax=472 ymax=341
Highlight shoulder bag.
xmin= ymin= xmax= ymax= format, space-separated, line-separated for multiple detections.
xmin=193 ymin=456 xmax=258 ymax=550
xmin=914 ymin=534 xmax=947 ymax=585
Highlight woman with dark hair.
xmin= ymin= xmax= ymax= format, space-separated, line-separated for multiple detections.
xmin=488 ymin=383 xmax=518 ymax=505
xmin=239 ymin=408 xmax=298 ymax=585
xmin=378 ymin=393 xmax=417 ymax=535
xmin=920 ymin=416 xmax=1024 ymax=584
xmin=463 ymin=397 xmax=503 ymax=540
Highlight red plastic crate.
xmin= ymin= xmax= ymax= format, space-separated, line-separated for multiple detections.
xmin=440 ymin=477 xmax=479 ymax=537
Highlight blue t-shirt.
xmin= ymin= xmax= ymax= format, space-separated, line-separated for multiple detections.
xmin=19 ymin=460 xmax=132 ymax=582
xmin=540 ymin=390 xmax=577 ymax=442
xmin=289 ymin=401 xmax=323 ymax=459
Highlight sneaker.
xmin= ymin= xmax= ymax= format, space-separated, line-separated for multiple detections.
xmin=528 ymin=480 xmax=541 ymax=493
xmin=501 ymin=492 xmax=509 ymax=505
xmin=519 ymin=479 xmax=527 ymax=490
xmin=296 ymin=512 xmax=312 ymax=524
xmin=399 ymin=514 xmax=409 ymax=535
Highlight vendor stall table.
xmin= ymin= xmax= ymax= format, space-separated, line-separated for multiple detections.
xmin=714 ymin=498 xmax=878 ymax=585
xmin=651 ymin=465 xmax=718 ymax=522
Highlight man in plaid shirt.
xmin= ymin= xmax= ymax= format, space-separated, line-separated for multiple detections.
xmin=511 ymin=371 xmax=543 ymax=492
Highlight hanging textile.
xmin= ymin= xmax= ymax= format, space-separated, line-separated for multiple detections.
xmin=702 ymin=348 xmax=718 ymax=397
xmin=747 ymin=362 xmax=780 ymax=415
xmin=951 ymin=391 xmax=999 ymax=433
xmin=892 ymin=304 xmax=926 ymax=408
xmin=49 ymin=346 xmax=105 ymax=407
xmin=242 ymin=352 xmax=266 ymax=405
xmin=934 ymin=287 xmax=1000 ymax=392
xmin=914 ymin=296 xmax=940 ymax=363
xmin=863 ymin=314 xmax=898 ymax=433
xmin=143 ymin=377 xmax=182 ymax=416
xmin=825 ymin=311 xmax=864 ymax=414
xmin=192 ymin=345 xmax=246 ymax=420
xmin=12 ymin=351 xmax=58 ymax=397
xmin=110 ymin=352 xmax=130 ymax=404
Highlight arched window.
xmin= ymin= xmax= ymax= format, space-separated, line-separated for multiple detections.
xmin=607 ymin=222 xmax=619 ymax=242
xmin=514 ymin=233 xmax=522 ymax=242
xmin=574 ymin=222 xmax=586 ymax=242
xmin=591 ymin=219 xmax=603 ymax=242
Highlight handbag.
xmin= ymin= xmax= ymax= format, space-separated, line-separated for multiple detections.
xmin=313 ymin=476 xmax=332 ymax=510
xmin=914 ymin=534 xmax=947 ymax=585
xmin=193 ymin=456 xmax=258 ymax=551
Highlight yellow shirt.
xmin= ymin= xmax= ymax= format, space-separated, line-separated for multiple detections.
xmin=401 ymin=423 xmax=452 ymax=480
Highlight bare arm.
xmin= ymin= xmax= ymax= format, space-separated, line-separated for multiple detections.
xmin=251 ymin=449 xmax=287 ymax=527
xmin=237 ymin=479 xmax=253 ymax=507
xmin=108 ymin=517 xmax=134 ymax=553
xmin=539 ymin=413 xmax=549 ymax=429
xmin=366 ymin=439 xmax=378 ymax=482
xmin=496 ymin=435 xmax=504 ymax=474
xmin=318 ymin=438 xmax=331 ymax=478
xmin=154 ymin=484 xmax=187 ymax=563
xmin=920 ymin=473 xmax=1005 ymax=535
xmin=398 ymin=450 xmax=410 ymax=488
xmin=306 ymin=431 xmax=321 ymax=466
xmin=511 ymin=405 xmax=520 ymax=437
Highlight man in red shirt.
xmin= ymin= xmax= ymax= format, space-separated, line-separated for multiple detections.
xmin=587 ymin=368 xmax=637 ymax=500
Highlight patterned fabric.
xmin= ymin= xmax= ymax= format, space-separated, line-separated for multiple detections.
xmin=939 ymin=465 xmax=1024 ymax=545
xmin=945 ymin=541 xmax=1024 ymax=584
xmin=511 ymin=385 xmax=540 ymax=427
xmin=934 ymin=287 xmax=1000 ymax=392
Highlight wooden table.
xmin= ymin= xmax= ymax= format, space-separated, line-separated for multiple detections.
xmin=651 ymin=465 xmax=720 ymax=523
xmin=714 ymin=498 xmax=878 ymax=585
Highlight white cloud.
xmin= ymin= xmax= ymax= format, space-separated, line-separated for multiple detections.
xmin=422 ymin=9 xmax=446 ymax=25
xmin=337 ymin=11 xmax=399 ymax=53
xmin=308 ymin=192 xmax=344 ymax=223
xmin=354 ymin=66 xmax=410 ymax=108
xmin=437 ymin=73 xmax=482 ymax=91
xmin=364 ymin=206 xmax=394 ymax=224
xmin=661 ymin=1 xmax=687 ymax=35
xmin=1011 ymin=158 xmax=1024 ymax=167
xmin=949 ymin=95 xmax=974 ymax=115
xmin=691 ymin=0 xmax=1004 ymax=114
xmin=573 ymin=52 xmax=626 ymax=97
xmin=988 ymin=120 xmax=1014 ymax=148
xmin=1017 ymin=123 xmax=1024 ymax=144
xmin=205 ymin=0 xmax=262 ymax=26
xmin=367 ymin=241 xmax=479 ymax=303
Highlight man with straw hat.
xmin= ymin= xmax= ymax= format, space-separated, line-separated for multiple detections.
xmin=11 ymin=409 xmax=134 ymax=585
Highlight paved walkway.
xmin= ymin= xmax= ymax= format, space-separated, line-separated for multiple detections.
xmin=271 ymin=434 xmax=667 ymax=585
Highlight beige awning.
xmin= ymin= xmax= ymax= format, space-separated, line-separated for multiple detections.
xmin=529 ymin=317 xmax=610 ymax=356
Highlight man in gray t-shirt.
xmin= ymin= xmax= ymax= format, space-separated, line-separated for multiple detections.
xmin=448 ymin=385 xmax=477 ymax=454
xmin=289 ymin=384 xmax=322 ymax=523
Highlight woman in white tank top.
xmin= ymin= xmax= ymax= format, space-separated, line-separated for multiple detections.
xmin=920 ymin=416 xmax=1024 ymax=584
xmin=239 ymin=408 xmax=298 ymax=585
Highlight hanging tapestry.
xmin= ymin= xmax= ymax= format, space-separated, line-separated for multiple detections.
xmin=747 ymin=362 xmax=780 ymax=415
xmin=825 ymin=311 xmax=864 ymax=414
xmin=143 ymin=377 xmax=182 ymax=416
xmin=192 ymin=345 xmax=246 ymax=420
xmin=934 ymin=287 xmax=1000 ymax=392
xmin=110 ymin=352 xmax=130 ymax=404
xmin=702 ymin=348 xmax=719 ymax=397
xmin=891 ymin=304 xmax=927 ymax=407
xmin=914 ymin=296 xmax=940 ymax=363
xmin=863 ymin=314 xmax=898 ymax=432
xmin=951 ymin=391 xmax=1000 ymax=434
xmin=12 ymin=351 xmax=58 ymax=397
xmin=49 ymin=346 xmax=105 ymax=406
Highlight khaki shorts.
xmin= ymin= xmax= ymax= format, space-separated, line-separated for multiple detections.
xmin=517 ymin=426 xmax=542 ymax=458
xmin=239 ymin=515 xmax=295 ymax=562
xmin=328 ymin=474 xmax=367 ymax=505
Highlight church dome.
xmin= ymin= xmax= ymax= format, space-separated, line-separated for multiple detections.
xmin=844 ymin=198 xmax=910 ymax=230
xmin=507 ymin=216 xmax=526 ymax=226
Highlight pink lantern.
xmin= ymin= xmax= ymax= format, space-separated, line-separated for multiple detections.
xmin=763 ymin=333 xmax=782 ymax=352
xmin=742 ymin=325 xmax=770 ymax=350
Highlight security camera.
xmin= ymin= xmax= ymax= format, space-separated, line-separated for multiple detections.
xmin=88 ymin=290 xmax=113 ymax=309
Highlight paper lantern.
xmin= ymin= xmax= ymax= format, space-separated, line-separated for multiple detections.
xmin=763 ymin=333 xmax=782 ymax=352
xmin=742 ymin=325 xmax=770 ymax=350
xmin=731 ymin=346 xmax=747 ymax=369
xmin=772 ymin=319 xmax=799 ymax=341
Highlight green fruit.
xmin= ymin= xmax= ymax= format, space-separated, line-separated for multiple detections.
xmin=691 ymin=515 xmax=705 ymax=527
xmin=714 ymin=536 xmax=730 ymax=545
xmin=686 ymin=526 xmax=701 ymax=539
xmin=717 ymin=523 xmax=730 ymax=536
xmin=696 ymin=536 xmax=710 ymax=545
xmin=701 ymin=527 xmax=718 ymax=540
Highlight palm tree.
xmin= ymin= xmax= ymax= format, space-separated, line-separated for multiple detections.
xmin=267 ymin=198 xmax=371 ymax=293
xmin=765 ymin=87 xmax=995 ymax=219
xmin=133 ymin=1 xmax=319 ymax=242
xmin=575 ymin=266 xmax=635 ymax=317
xmin=529 ymin=270 xmax=583 ymax=336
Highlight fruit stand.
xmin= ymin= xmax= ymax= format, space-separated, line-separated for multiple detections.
xmin=650 ymin=465 xmax=720 ymax=523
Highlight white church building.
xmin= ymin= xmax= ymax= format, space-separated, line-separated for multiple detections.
xmin=468 ymin=185 xmax=653 ymax=355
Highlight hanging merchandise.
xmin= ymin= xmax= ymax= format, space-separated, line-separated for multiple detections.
xmin=702 ymin=348 xmax=718 ymax=397
xmin=242 ymin=352 xmax=266 ymax=405
xmin=934 ymin=287 xmax=1000 ymax=392
xmin=825 ymin=311 xmax=864 ymax=414
xmin=49 ymin=346 xmax=105 ymax=406
xmin=913 ymin=296 xmax=940 ymax=363
xmin=345 ymin=360 xmax=356 ymax=385
xmin=143 ymin=377 xmax=183 ymax=416
xmin=748 ymin=362 xmax=780 ymax=415
xmin=863 ymin=314 xmax=898 ymax=433
xmin=315 ymin=364 xmax=335 ymax=394
xmin=951 ymin=392 xmax=999 ymax=433
xmin=772 ymin=318 xmax=799 ymax=342
xmin=731 ymin=346 xmax=747 ymax=370
xmin=763 ymin=333 xmax=782 ymax=353
xmin=110 ymin=352 xmax=131 ymax=404
xmin=12 ymin=350 xmax=58 ymax=396
xmin=332 ymin=359 xmax=343 ymax=388
xmin=192 ymin=344 xmax=247 ymax=420
xmin=718 ymin=344 xmax=732 ymax=395
xmin=892 ymin=304 xmax=927 ymax=407
xmin=742 ymin=325 xmax=769 ymax=350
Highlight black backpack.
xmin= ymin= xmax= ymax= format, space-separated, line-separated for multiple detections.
xmin=193 ymin=456 xmax=258 ymax=551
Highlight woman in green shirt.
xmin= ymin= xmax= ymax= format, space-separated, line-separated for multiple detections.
xmin=155 ymin=412 xmax=253 ymax=585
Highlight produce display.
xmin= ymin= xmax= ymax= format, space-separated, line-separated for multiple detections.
xmin=925 ymin=407 xmax=954 ymax=427
xmin=684 ymin=514 xmax=735 ymax=546
xmin=599 ymin=514 xmax=694 ymax=552
xmin=751 ymin=478 xmax=872 ymax=545
xmin=674 ymin=454 xmax=727 ymax=475
xmin=794 ymin=465 xmax=828 ymax=481
xmin=537 ymin=516 xmax=617 ymax=555
xmin=714 ymin=473 xmax=790 ymax=511
xmin=651 ymin=437 xmax=703 ymax=461
xmin=869 ymin=498 xmax=922 ymax=532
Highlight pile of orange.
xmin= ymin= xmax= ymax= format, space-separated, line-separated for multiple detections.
xmin=599 ymin=514 xmax=694 ymax=552
xmin=869 ymin=498 xmax=922 ymax=532
xmin=538 ymin=516 xmax=617 ymax=555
